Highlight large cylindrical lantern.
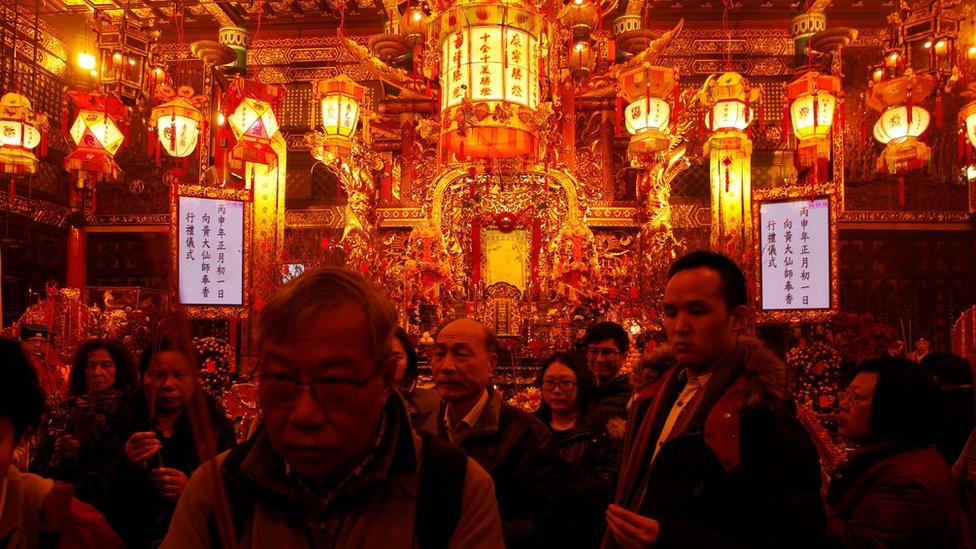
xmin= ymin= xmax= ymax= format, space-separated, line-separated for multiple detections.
xmin=619 ymin=65 xmax=677 ymax=156
xmin=429 ymin=0 xmax=548 ymax=159
xmin=0 ymin=92 xmax=47 ymax=175
xmin=148 ymin=85 xmax=203 ymax=159
xmin=313 ymin=75 xmax=366 ymax=160
xmin=698 ymin=72 xmax=759 ymax=259
xmin=63 ymin=91 xmax=127 ymax=188
xmin=787 ymin=71 xmax=840 ymax=181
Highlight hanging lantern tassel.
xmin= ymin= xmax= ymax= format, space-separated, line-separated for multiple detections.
xmin=8 ymin=175 xmax=14 ymax=203
xmin=934 ymin=94 xmax=943 ymax=129
xmin=812 ymin=92 xmax=819 ymax=136
xmin=724 ymin=156 xmax=732 ymax=192
xmin=697 ymin=110 xmax=705 ymax=141
xmin=147 ymin=125 xmax=154 ymax=158
xmin=906 ymin=93 xmax=913 ymax=127
xmin=781 ymin=96 xmax=791 ymax=145
xmin=40 ymin=128 xmax=47 ymax=158
xmin=959 ymin=129 xmax=966 ymax=161
xmin=898 ymin=175 xmax=905 ymax=208
xmin=614 ymin=96 xmax=624 ymax=137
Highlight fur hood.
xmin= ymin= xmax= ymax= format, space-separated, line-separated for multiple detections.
xmin=630 ymin=336 xmax=792 ymax=409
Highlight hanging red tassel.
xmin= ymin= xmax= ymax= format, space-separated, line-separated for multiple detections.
xmin=898 ymin=175 xmax=905 ymax=208
xmin=959 ymin=130 xmax=966 ymax=161
xmin=906 ymin=93 xmax=913 ymax=127
xmin=725 ymin=158 xmax=731 ymax=192
xmin=781 ymin=97 xmax=791 ymax=145
xmin=812 ymin=92 xmax=819 ymax=134
xmin=147 ymin=127 xmax=154 ymax=158
xmin=8 ymin=175 xmax=14 ymax=203
xmin=934 ymin=94 xmax=943 ymax=129
xmin=967 ymin=142 xmax=974 ymax=166
xmin=614 ymin=96 xmax=624 ymax=137
xmin=40 ymin=130 xmax=47 ymax=158
xmin=697 ymin=110 xmax=705 ymax=141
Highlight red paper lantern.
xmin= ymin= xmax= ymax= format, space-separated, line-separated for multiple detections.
xmin=63 ymin=90 xmax=128 ymax=188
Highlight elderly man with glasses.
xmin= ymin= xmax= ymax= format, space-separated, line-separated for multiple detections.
xmin=162 ymin=269 xmax=503 ymax=548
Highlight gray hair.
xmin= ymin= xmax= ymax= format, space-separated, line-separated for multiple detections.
xmin=256 ymin=269 xmax=397 ymax=366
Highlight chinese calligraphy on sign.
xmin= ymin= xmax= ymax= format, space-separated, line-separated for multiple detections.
xmin=759 ymin=198 xmax=831 ymax=310
xmin=178 ymin=197 xmax=245 ymax=306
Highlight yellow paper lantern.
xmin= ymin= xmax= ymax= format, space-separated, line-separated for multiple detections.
xmin=872 ymin=105 xmax=930 ymax=143
xmin=698 ymin=71 xmax=758 ymax=257
xmin=618 ymin=65 xmax=677 ymax=155
xmin=0 ymin=92 xmax=46 ymax=175
xmin=430 ymin=0 xmax=547 ymax=159
xmin=149 ymin=86 xmax=203 ymax=159
xmin=788 ymin=73 xmax=839 ymax=141
xmin=624 ymin=97 xmax=670 ymax=153
xmin=311 ymin=75 xmax=366 ymax=160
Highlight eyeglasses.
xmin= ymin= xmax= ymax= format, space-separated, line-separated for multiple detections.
xmin=258 ymin=365 xmax=383 ymax=409
xmin=586 ymin=347 xmax=620 ymax=358
xmin=838 ymin=390 xmax=870 ymax=404
xmin=542 ymin=380 xmax=577 ymax=392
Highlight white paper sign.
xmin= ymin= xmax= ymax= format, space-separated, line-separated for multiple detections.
xmin=178 ymin=197 xmax=244 ymax=306
xmin=759 ymin=198 xmax=831 ymax=310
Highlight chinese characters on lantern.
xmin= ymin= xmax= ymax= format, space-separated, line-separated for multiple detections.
xmin=759 ymin=198 xmax=830 ymax=310
xmin=440 ymin=26 xmax=539 ymax=110
xmin=178 ymin=197 xmax=244 ymax=306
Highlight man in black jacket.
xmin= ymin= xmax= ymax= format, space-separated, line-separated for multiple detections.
xmin=426 ymin=318 xmax=566 ymax=548
xmin=605 ymin=251 xmax=825 ymax=548
xmin=583 ymin=321 xmax=633 ymax=431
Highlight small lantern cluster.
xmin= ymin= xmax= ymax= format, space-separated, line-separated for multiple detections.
xmin=63 ymin=90 xmax=128 ymax=189
xmin=148 ymin=85 xmax=205 ymax=161
xmin=618 ymin=64 xmax=678 ymax=157
xmin=0 ymin=92 xmax=48 ymax=176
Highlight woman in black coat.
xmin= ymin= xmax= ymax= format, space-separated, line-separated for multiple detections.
xmin=535 ymin=352 xmax=621 ymax=548
xmin=828 ymin=357 xmax=961 ymax=548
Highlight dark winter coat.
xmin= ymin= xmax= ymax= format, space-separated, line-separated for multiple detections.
xmin=108 ymin=391 xmax=236 ymax=549
xmin=536 ymin=413 xmax=621 ymax=549
xmin=587 ymin=374 xmax=633 ymax=428
xmin=427 ymin=389 xmax=568 ymax=549
xmin=30 ymin=389 xmax=135 ymax=517
xmin=827 ymin=443 xmax=961 ymax=548
xmin=606 ymin=338 xmax=826 ymax=548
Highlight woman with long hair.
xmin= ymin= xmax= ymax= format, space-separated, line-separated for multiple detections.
xmin=31 ymin=338 xmax=138 ymax=516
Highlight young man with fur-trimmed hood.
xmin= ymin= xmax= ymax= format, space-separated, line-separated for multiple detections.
xmin=603 ymin=251 xmax=826 ymax=548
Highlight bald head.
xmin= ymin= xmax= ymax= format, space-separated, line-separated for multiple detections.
xmin=439 ymin=318 xmax=496 ymax=355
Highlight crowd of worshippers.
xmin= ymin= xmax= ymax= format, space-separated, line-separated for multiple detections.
xmin=3 ymin=250 xmax=976 ymax=548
